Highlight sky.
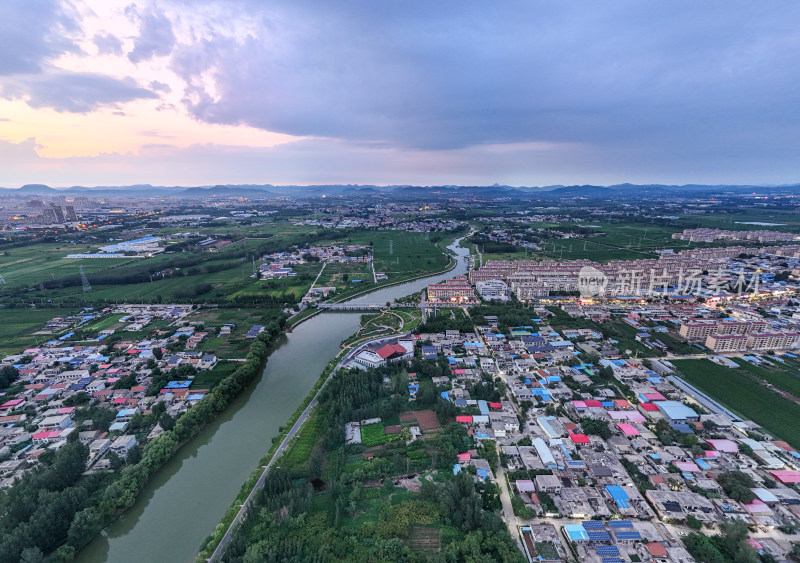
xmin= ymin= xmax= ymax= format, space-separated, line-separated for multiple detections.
xmin=1 ymin=1 xmax=799 ymax=188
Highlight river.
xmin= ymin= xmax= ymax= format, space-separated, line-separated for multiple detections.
xmin=79 ymin=239 xmax=469 ymax=562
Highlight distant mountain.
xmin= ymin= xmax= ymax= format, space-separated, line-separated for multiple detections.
xmin=180 ymin=185 xmax=275 ymax=197
xmin=1 ymin=182 xmax=799 ymax=199
xmin=17 ymin=184 xmax=58 ymax=194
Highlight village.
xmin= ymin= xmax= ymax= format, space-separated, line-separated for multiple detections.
xmin=0 ymin=304 xmax=269 ymax=487
xmin=332 ymin=241 xmax=800 ymax=562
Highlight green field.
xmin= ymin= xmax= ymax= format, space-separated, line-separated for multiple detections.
xmin=360 ymin=423 xmax=386 ymax=446
xmin=282 ymin=409 xmax=324 ymax=471
xmin=673 ymin=359 xmax=800 ymax=449
xmin=1 ymin=226 xmax=453 ymax=307
xmin=0 ymin=308 xmax=78 ymax=357
xmin=732 ymin=357 xmax=800 ymax=399
xmin=0 ymin=242 xmax=136 ymax=288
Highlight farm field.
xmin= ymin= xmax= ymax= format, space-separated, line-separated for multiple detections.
xmin=192 ymin=307 xmax=286 ymax=359
xmin=732 ymin=357 xmax=800 ymax=399
xmin=0 ymin=242 xmax=136 ymax=289
xmin=0 ymin=308 xmax=78 ymax=357
xmin=672 ymin=358 xmax=800 ymax=449
xmin=360 ymin=423 xmax=386 ymax=447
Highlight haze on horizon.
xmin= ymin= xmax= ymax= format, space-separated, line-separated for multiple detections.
xmin=1 ymin=1 xmax=799 ymax=188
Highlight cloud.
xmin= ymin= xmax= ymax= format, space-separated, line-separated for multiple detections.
xmin=0 ymin=0 xmax=80 ymax=75
xmin=168 ymin=0 xmax=800 ymax=159
xmin=2 ymin=134 xmax=797 ymax=188
xmin=149 ymin=80 xmax=172 ymax=93
xmin=93 ymin=33 xmax=123 ymax=56
xmin=2 ymin=72 xmax=158 ymax=113
xmin=128 ymin=8 xmax=177 ymax=63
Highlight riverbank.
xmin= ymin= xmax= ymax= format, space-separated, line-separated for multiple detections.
xmin=285 ymin=243 xmax=461 ymax=331
xmin=65 ymin=322 xmax=284 ymax=562
xmin=198 ymin=240 xmax=469 ymax=561
xmin=79 ymin=239 xmax=469 ymax=563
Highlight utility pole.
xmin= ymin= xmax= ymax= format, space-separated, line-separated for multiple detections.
xmin=388 ymin=239 xmax=393 ymax=255
xmin=0 ymin=273 xmax=5 ymax=285
xmin=80 ymin=266 xmax=92 ymax=293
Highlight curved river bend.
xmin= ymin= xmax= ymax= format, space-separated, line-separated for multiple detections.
xmin=80 ymin=240 xmax=469 ymax=563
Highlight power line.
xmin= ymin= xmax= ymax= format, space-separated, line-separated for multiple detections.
xmin=80 ymin=266 xmax=92 ymax=293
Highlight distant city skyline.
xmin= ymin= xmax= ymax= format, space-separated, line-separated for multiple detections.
xmin=1 ymin=1 xmax=799 ymax=187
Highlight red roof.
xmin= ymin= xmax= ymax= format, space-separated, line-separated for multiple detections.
xmin=640 ymin=402 xmax=659 ymax=411
xmin=769 ymin=470 xmax=800 ymax=484
xmin=456 ymin=415 xmax=473 ymax=423
xmin=584 ymin=400 xmax=603 ymax=408
xmin=570 ymin=433 xmax=590 ymax=444
xmin=489 ymin=402 xmax=502 ymax=409
xmin=33 ymin=430 xmax=61 ymax=440
xmin=376 ymin=344 xmax=407 ymax=359
xmin=647 ymin=543 xmax=668 ymax=558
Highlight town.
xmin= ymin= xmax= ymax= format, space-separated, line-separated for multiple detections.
xmin=2 ymin=187 xmax=800 ymax=562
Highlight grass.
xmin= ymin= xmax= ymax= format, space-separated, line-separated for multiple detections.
xmin=191 ymin=361 xmax=238 ymax=389
xmin=282 ymin=409 xmax=324 ymax=471
xmin=673 ymin=358 xmax=800 ymax=449
xmin=79 ymin=313 xmax=127 ymax=333
xmin=0 ymin=242 xmax=136 ymax=289
xmin=733 ymin=357 xmax=800 ymax=399
xmin=0 ymin=308 xmax=78 ymax=356
xmin=360 ymin=423 xmax=386 ymax=447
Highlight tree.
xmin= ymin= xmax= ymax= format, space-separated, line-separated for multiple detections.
xmin=0 ymin=365 xmax=19 ymax=389
xmin=687 ymin=514 xmax=703 ymax=530
xmin=580 ymin=417 xmax=611 ymax=439
xmin=718 ymin=471 xmax=756 ymax=503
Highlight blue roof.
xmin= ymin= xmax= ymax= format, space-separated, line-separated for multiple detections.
xmin=453 ymin=464 xmax=461 ymax=475
xmin=478 ymin=400 xmax=489 ymax=415
xmin=614 ymin=531 xmax=641 ymax=540
xmin=565 ymin=524 xmax=589 ymax=541
xmin=440 ymin=391 xmax=451 ymax=402
xmin=609 ymin=520 xmax=633 ymax=528
xmin=165 ymin=380 xmax=192 ymax=389
xmin=596 ymin=546 xmax=620 ymax=557
xmin=606 ymin=485 xmax=630 ymax=509
xmin=582 ymin=520 xmax=604 ymax=530
xmin=588 ymin=531 xmax=611 ymax=542
xmin=655 ymin=400 xmax=698 ymax=421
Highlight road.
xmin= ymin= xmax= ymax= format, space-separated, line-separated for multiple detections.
xmin=495 ymin=445 xmax=525 ymax=555
xmin=307 ymin=262 xmax=327 ymax=292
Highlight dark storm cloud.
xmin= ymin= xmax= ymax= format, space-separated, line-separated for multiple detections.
xmin=170 ymin=0 xmax=800 ymax=158
xmin=128 ymin=7 xmax=177 ymax=63
xmin=3 ymin=72 xmax=157 ymax=113
xmin=0 ymin=0 xmax=80 ymax=75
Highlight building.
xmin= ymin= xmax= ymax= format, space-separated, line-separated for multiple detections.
xmin=427 ymin=275 xmax=477 ymax=303
xmin=705 ymin=333 xmax=748 ymax=352
xmin=653 ymin=401 xmax=699 ymax=422
xmin=50 ymin=204 xmax=65 ymax=223
xmin=475 ymin=279 xmax=510 ymax=302
xmin=64 ymin=205 xmax=78 ymax=222
xmin=110 ymin=435 xmax=138 ymax=458
xmin=746 ymin=332 xmax=800 ymax=351
xmin=678 ymin=321 xmax=717 ymax=341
